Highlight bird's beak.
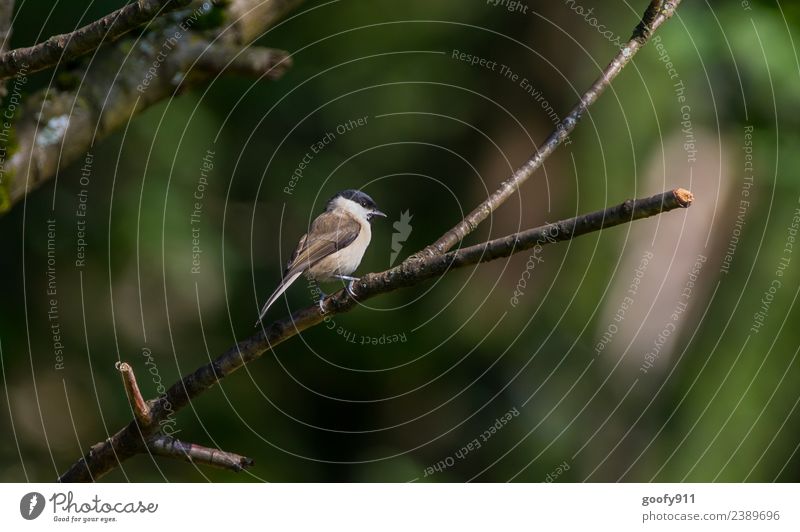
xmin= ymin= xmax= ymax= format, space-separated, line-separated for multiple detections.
xmin=372 ymin=210 xmax=387 ymax=218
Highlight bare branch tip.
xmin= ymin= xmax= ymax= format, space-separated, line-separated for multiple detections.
xmin=237 ymin=456 xmax=256 ymax=471
xmin=117 ymin=361 xmax=152 ymax=426
xmin=633 ymin=0 xmax=680 ymax=42
xmin=674 ymin=188 xmax=694 ymax=207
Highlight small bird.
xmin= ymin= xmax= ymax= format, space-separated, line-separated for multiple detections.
xmin=255 ymin=189 xmax=386 ymax=325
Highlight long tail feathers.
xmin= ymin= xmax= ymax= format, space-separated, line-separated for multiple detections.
xmin=255 ymin=271 xmax=303 ymax=327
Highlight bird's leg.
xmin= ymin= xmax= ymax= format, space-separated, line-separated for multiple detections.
xmin=308 ymin=279 xmax=327 ymax=313
xmin=334 ymin=275 xmax=360 ymax=299
xmin=318 ymin=291 xmax=327 ymax=313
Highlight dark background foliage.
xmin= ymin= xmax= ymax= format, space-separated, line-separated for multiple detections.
xmin=1 ymin=0 xmax=799 ymax=482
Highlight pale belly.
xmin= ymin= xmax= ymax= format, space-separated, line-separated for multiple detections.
xmin=306 ymin=222 xmax=371 ymax=282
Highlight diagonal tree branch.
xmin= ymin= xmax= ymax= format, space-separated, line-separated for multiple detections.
xmin=421 ymin=0 xmax=681 ymax=257
xmin=56 ymin=0 xmax=686 ymax=482
xmin=0 ymin=0 xmax=302 ymax=214
xmin=0 ymin=0 xmax=192 ymax=80
xmin=57 ymin=187 xmax=692 ymax=482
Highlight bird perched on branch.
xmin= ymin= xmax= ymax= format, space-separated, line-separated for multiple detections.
xmin=256 ymin=189 xmax=386 ymax=325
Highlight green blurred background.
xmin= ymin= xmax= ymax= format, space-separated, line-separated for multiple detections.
xmin=1 ymin=0 xmax=799 ymax=482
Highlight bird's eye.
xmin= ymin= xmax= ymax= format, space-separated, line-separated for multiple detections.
xmin=361 ymin=201 xmax=367 ymax=207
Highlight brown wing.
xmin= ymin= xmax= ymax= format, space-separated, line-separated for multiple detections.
xmin=283 ymin=211 xmax=361 ymax=278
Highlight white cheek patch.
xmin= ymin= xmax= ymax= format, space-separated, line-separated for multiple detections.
xmin=336 ymin=197 xmax=371 ymax=219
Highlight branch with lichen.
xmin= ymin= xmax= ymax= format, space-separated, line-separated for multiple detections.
xmin=0 ymin=0 xmax=193 ymax=80
xmin=0 ymin=0 xmax=301 ymax=215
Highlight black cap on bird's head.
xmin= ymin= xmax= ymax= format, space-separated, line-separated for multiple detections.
xmin=328 ymin=189 xmax=387 ymax=221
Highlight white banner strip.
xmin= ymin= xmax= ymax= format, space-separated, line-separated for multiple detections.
xmin=2 ymin=483 xmax=798 ymax=531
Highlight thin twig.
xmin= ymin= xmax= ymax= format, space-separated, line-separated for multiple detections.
xmin=115 ymin=361 xmax=152 ymax=427
xmin=57 ymin=187 xmax=692 ymax=482
xmin=0 ymin=0 xmax=192 ymax=80
xmin=421 ymin=0 xmax=682 ymax=257
xmin=148 ymin=436 xmax=254 ymax=472
xmin=393 ymin=188 xmax=693 ymax=281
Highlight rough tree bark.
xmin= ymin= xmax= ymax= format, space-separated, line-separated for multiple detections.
xmin=0 ymin=0 xmax=193 ymax=79
xmin=0 ymin=0 xmax=301 ymax=213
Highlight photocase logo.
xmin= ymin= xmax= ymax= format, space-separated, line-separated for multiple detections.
xmin=390 ymin=210 xmax=413 ymax=266
xmin=20 ymin=492 xmax=45 ymax=520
